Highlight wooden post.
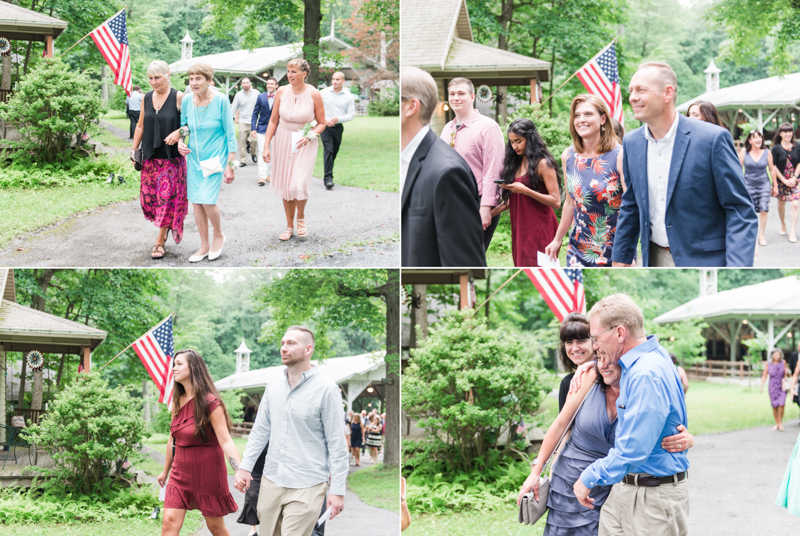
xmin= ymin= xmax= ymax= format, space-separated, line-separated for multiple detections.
xmin=0 ymin=348 xmax=5 ymax=441
xmin=459 ymin=273 xmax=470 ymax=310
xmin=530 ymin=76 xmax=539 ymax=104
xmin=45 ymin=36 xmax=54 ymax=58
xmin=81 ymin=347 xmax=91 ymax=373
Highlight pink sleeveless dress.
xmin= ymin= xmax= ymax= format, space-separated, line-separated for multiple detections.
xmin=272 ymin=85 xmax=318 ymax=201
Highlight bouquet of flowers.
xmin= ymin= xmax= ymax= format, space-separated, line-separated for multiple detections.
xmin=291 ymin=121 xmax=317 ymax=158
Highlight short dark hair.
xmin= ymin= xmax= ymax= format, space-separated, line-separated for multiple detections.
xmin=133 ymin=85 xmax=141 ymax=92
xmin=241 ymin=77 xmax=251 ymax=83
xmin=448 ymin=77 xmax=475 ymax=95
xmin=286 ymin=325 xmax=315 ymax=345
xmin=686 ymin=101 xmax=722 ymax=127
xmin=266 ymin=76 xmax=278 ymax=84
xmin=558 ymin=313 xmax=591 ymax=372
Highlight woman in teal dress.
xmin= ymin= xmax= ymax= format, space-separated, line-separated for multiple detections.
xmin=178 ymin=62 xmax=237 ymax=263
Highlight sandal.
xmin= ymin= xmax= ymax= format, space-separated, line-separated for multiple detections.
xmin=279 ymin=228 xmax=294 ymax=241
xmin=151 ymin=244 xmax=165 ymax=259
xmin=297 ymin=219 xmax=308 ymax=238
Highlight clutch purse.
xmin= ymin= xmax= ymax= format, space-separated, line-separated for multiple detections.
xmin=199 ymin=156 xmax=223 ymax=178
xmin=133 ymin=148 xmax=143 ymax=171
xmin=517 ymin=389 xmax=589 ymax=526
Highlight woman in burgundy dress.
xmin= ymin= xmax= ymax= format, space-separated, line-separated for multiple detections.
xmin=492 ymin=118 xmax=560 ymax=266
xmin=157 ymin=349 xmax=239 ymax=535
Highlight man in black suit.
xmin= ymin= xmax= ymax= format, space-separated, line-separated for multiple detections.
xmin=400 ymin=66 xmax=486 ymax=267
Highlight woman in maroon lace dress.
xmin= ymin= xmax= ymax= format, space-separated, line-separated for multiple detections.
xmin=157 ymin=349 xmax=239 ymax=535
xmin=491 ymin=118 xmax=560 ymax=266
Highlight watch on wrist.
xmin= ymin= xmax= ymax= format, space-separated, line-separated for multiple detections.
xmin=531 ymin=457 xmax=540 ymax=468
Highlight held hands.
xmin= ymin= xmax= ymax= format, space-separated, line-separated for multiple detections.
xmin=234 ymin=469 xmax=252 ymax=492
xmin=544 ymin=239 xmax=561 ymax=261
xmin=177 ymin=140 xmax=191 ymax=157
xmin=327 ymin=494 xmax=345 ymax=520
xmin=569 ymin=361 xmax=597 ymax=394
xmin=661 ymin=424 xmax=693 ymax=453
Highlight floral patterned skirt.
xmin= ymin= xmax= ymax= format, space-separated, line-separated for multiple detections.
xmin=140 ymin=157 xmax=188 ymax=244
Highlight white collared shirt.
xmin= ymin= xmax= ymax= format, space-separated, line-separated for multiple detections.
xmin=401 ymin=125 xmax=430 ymax=193
xmin=645 ymin=111 xmax=680 ymax=247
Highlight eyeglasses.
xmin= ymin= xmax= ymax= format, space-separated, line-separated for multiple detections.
xmin=589 ymin=326 xmax=615 ymax=344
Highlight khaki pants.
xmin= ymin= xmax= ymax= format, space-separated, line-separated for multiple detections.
xmin=257 ymin=477 xmax=327 ymax=536
xmin=238 ymin=123 xmax=256 ymax=162
xmin=599 ymin=476 xmax=689 ymax=536
xmin=649 ymin=242 xmax=676 ymax=267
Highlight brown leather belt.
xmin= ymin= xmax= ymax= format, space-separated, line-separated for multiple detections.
xmin=623 ymin=471 xmax=687 ymax=487
xmin=651 ymin=242 xmax=671 ymax=252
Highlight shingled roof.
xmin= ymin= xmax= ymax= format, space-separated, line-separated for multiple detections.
xmin=0 ymin=299 xmax=107 ymax=354
xmin=0 ymin=3 xmax=68 ymax=41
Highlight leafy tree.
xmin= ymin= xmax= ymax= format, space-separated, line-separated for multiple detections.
xmin=0 ymin=58 xmax=105 ymax=163
xmin=404 ymin=310 xmax=556 ymax=473
xmin=652 ymin=319 xmax=709 ymax=367
xmin=341 ymin=0 xmax=399 ymax=86
xmin=252 ymin=269 xmax=400 ymax=467
xmin=23 ymin=373 xmax=148 ymax=494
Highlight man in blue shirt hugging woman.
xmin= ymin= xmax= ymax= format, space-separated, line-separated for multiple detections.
xmin=575 ymin=293 xmax=690 ymax=536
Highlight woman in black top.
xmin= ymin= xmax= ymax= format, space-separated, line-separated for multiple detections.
xmin=771 ymin=123 xmax=800 ymax=242
xmin=132 ymin=60 xmax=188 ymax=259
xmin=557 ymin=313 xmax=594 ymax=411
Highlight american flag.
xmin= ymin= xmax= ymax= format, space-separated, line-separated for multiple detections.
xmin=132 ymin=315 xmax=175 ymax=406
xmin=90 ymin=9 xmax=132 ymax=96
xmin=524 ymin=268 xmax=586 ymax=323
xmin=576 ymin=41 xmax=623 ymax=123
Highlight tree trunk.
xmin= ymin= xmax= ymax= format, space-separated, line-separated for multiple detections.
xmin=143 ymin=379 xmax=151 ymax=422
xmin=303 ymin=0 xmax=323 ymax=87
xmin=411 ymin=284 xmax=428 ymax=343
xmin=101 ymin=65 xmax=108 ymax=101
xmin=484 ymin=271 xmax=492 ymax=320
xmin=17 ymin=358 xmax=27 ymax=407
xmin=1 ymin=54 xmax=11 ymax=91
xmin=18 ymin=269 xmax=56 ymax=406
xmin=381 ymin=269 xmax=400 ymax=468
xmin=31 ymin=368 xmax=43 ymax=410
xmin=549 ymin=49 xmax=556 ymax=116
xmin=494 ymin=0 xmax=514 ymax=124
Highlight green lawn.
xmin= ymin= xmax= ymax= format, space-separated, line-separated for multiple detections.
xmin=685 ymin=379 xmax=784 ymax=435
xmin=0 ymin=513 xmax=204 ymax=536
xmin=405 ymin=504 xmax=546 ymax=536
xmin=102 ymin=110 xmax=131 ymax=132
xmin=347 ymin=463 xmax=399 ymax=512
xmin=0 ymin=180 xmax=139 ymax=249
xmin=313 ymin=116 xmax=399 ymax=192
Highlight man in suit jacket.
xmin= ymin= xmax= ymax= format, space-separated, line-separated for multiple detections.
xmin=611 ymin=62 xmax=757 ymax=267
xmin=400 ymin=66 xmax=486 ymax=267
xmin=251 ymin=76 xmax=278 ymax=186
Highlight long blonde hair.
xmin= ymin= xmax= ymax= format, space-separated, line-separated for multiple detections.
xmin=568 ymin=94 xmax=618 ymax=154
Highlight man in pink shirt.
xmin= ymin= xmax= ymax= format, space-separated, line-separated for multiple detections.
xmin=440 ymin=77 xmax=505 ymax=249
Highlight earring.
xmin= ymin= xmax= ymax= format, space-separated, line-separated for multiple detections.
xmin=601 ymin=125 xmax=605 ymax=132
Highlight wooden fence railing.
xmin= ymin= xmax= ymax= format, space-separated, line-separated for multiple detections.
xmin=13 ymin=409 xmax=44 ymax=426
xmin=230 ymin=421 xmax=253 ymax=437
xmin=688 ymin=360 xmax=765 ymax=381
xmin=0 ymin=89 xmax=12 ymax=104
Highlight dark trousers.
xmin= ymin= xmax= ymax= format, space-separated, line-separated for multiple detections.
xmin=483 ymin=214 xmax=500 ymax=250
xmin=311 ymin=496 xmax=327 ymax=536
xmin=127 ymin=109 xmax=140 ymax=139
xmin=321 ymin=124 xmax=344 ymax=181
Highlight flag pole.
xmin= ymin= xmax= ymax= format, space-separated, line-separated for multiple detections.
xmin=96 ymin=312 xmax=173 ymax=372
xmin=538 ymin=38 xmax=617 ymax=109
xmin=474 ymin=269 xmax=524 ymax=312
xmin=60 ymin=7 xmax=127 ymax=56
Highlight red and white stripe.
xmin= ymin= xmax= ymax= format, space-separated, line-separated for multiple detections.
xmin=524 ymin=269 xmax=586 ymax=323
xmin=89 ymin=10 xmax=132 ymax=96
xmin=576 ymin=45 xmax=623 ymax=123
xmin=132 ymin=327 xmax=173 ymax=406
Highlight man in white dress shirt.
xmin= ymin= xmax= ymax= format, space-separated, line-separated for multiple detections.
xmin=231 ymin=77 xmax=260 ymax=167
xmin=320 ymin=72 xmax=356 ymax=190
xmin=233 ymin=326 xmax=348 ymax=536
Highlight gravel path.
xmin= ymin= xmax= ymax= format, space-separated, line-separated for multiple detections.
xmin=0 ymin=121 xmax=399 ymax=267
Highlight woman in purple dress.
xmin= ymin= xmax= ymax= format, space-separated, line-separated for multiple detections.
xmin=761 ymin=348 xmax=790 ymax=431
xmin=545 ymin=94 xmax=625 ymax=267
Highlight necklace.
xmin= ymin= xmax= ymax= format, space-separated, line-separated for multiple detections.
xmin=153 ymin=89 xmax=169 ymax=115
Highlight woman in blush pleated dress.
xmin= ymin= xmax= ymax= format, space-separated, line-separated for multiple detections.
xmin=263 ymin=58 xmax=326 ymax=241
xmin=157 ymin=349 xmax=240 ymax=536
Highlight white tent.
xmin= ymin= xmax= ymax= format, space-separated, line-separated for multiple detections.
xmin=677 ymin=72 xmax=800 ymax=133
xmin=654 ymin=276 xmax=800 ymax=361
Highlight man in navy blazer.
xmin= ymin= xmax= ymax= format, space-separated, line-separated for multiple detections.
xmin=611 ymin=62 xmax=757 ymax=267
xmin=251 ymin=76 xmax=278 ymax=186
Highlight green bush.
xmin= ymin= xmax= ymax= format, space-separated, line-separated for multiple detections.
xmin=0 ymin=57 xmax=106 ymax=163
xmin=504 ymin=104 xmax=574 ymax=170
xmin=23 ymin=373 xmax=148 ymax=494
xmin=368 ymin=87 xmax=399 ymax=116
xmin=0 ymin=151 xmax=130 ymax=190
xmin=403 ymin=310 xmax=556 ymax=473
xmin=219 ymin=388 xmax=246 ymax=424
xmin=0 ymin=484 xmax=160 ymax=525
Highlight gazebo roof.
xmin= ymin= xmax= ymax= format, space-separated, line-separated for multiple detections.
xmin=0 ymin=3 xmax=68 ymax=41
xmin=0 ymin=299 xmax=108 ymax=354
xmin=401 ymin=0 xmax=550 ymax=82
xmin=654 ymin=276 xmax=800 ymax=324
xmin=677 ymin=72 xmax=800 ymax=112
xmin=234 ymin=338 xmax=252 ymax=354
xmin=0 ymin=269 xmax=15 ymax=304
xmin=215 ymin=351 xmax=385 ymax=392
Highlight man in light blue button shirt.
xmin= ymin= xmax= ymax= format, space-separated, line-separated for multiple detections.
xmin=320 ymin=72 xmax=355 ymax=190
xmin=574 ymin=294 xmax=690 ymax=536
xmin=234 ymin=326 xmax=348 ymax=536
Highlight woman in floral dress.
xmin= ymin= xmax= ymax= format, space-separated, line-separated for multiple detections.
xmin=771 ymin=123 xmax=800 ymax=242
xmin=545 ymin=94 xmax=625 ymax=267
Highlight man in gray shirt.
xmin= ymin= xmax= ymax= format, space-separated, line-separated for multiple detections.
xmin=234 ymin=326 xmax=348 ymax=536
xmin=125 ymin=85 xmax=143 ymax=139
xmin=320 ymin=72 xmax=356 ymax=190
xmin=231 ymin=77 xmax=260 ymax=167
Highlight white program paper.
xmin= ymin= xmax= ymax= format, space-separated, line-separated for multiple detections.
xmin=317 ymin=505 xmax=333 ymax=526
xmin=159 ymin=479 xmax=167 ymax=502
xmin=537 ymin=251 xmax=560 ymax=268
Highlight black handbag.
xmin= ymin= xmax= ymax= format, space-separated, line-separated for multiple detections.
xmin=133 ymin=148 xmax=143 ymax=171
xmin=519 ymin=390 xmax=589 ymax=526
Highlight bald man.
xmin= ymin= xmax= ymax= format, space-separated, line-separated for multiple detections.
xmin=234 ymin=326 xmax=348 ymax=536
xmin=320 ymin=72 xmax=356 ymax=189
